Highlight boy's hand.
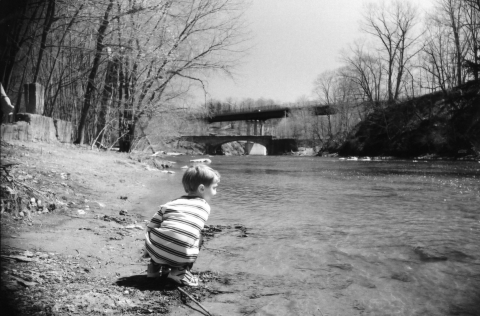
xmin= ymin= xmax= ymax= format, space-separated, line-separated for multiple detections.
xmin=141 ymin=248 xmax=150 ymax=259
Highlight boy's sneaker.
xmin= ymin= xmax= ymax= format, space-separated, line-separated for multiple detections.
xmin=147 ymin=262 xmax=161 ymax=278
xmin=167 ymin=267 xmax=199 ymax=287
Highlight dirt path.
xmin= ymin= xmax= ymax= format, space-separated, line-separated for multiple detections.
xmin=1 ymin=141 xmax=249 ymax=316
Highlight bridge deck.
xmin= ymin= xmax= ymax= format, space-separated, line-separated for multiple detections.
xmin=207 ymin=105 xmax=335 ymax=123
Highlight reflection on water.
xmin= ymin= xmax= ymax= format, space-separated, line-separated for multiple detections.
xmin=146 ymin=156 xmax=480 ymax=315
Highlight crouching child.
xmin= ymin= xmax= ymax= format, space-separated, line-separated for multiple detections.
xmin=144 ymin=164 xmax=220 ymax=287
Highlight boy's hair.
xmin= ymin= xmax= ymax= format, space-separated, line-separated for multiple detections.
xmin=182 ymin=164 xmax=220 ymax=193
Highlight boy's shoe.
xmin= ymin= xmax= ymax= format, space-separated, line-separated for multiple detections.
xmin=167 ymin=267 xmax=199 ymax=287
xmin=147 ymin=262 xmax=161 ymax=278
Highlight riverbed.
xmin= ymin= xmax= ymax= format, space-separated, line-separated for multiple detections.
xmin=145 ymin=156 xmax=480 ymax=316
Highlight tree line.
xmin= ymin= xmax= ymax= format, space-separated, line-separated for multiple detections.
xmin=313 ymin=0 xmax=479 ymax=150
xmin=1 ymin=0 xmax=248 ymax=150
xmin=208 ymin=0 xmax=479 ymax=151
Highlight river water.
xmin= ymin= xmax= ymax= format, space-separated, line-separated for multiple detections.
xmin=144 ymin=156 xmax=480 ymax=316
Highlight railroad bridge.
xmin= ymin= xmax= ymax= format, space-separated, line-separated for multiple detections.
xmin=181 ymin=104 xmax=334 ymax=155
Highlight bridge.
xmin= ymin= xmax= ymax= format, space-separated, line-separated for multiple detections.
xmin=206 ymin=105 xmax=335 ymax=123
xmin=181 ymin=104 xmax=334 ymax=155
xmin=180 ymin=136 xmax=298 ymax=155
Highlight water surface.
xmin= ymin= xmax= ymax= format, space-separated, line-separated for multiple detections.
xmin=145 ymin=156 xmax=480 ymax=316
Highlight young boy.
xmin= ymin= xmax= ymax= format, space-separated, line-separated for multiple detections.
xmin=144 ymin=164 xmax=220 ymax=286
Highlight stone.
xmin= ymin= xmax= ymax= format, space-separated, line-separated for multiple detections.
xmin=190 ymin=158 xmax=212 ymax=163
xmin=391 ymin=272 xmax=411 ymax=282
xmin=1 ymin=113 xmax=72 ymax=143
xmin=54 ymin=119 xmax=73 ymax=143
xmin=14 ymin=113 xmax=57 ymax=142
xmin=414 ymin=246 xmax=448 ymax=261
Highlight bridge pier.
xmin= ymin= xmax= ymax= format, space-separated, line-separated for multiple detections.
xmin=245 ymin=120 xmax=265 ymax=136
xmin=180 ymin=136 xmax=298 ymax=156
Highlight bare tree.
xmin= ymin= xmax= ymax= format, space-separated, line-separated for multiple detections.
xmin=340 ymin=42 xmax=384 ymax=105
xmin=313 ymin=70 xmax=337 ymax=136
xmin=75 ymin=0 xmax=114 ymax=144
xmin=462 ymin=0 xmax=480 ymax=79
xmin=109 ymin=0 xmax=249 ymax=150
xmin=432 ymin=0 xmax=469 ymax=86
xmin=312 ymin=68 xmax=361 ymax=149
xmin=421 ymin=19 xmax=458 ymax=93
xmin=362 ymin=0 xmax=423 ymax=101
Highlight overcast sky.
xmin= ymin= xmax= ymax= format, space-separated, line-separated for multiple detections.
xmin=202 ymin=0 xmax=433 ymax=104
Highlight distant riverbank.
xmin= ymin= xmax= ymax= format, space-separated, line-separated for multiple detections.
xmin=338 ymin=80 xmax=480 ymax=159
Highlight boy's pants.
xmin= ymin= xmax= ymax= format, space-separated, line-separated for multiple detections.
xmin=146 ymin=234 xmax=202 ymax=280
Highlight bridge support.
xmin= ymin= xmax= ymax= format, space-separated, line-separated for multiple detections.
xmin=180 ymin=136 xmax=298 ymax=156
xmin=246 ymin=120 xmax=265 ymax=136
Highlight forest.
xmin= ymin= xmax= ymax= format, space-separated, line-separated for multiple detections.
xmin=1 ymin=0 xmax=248 ymax=150
xmin=1 ymin=0 xmax=479 ymax=154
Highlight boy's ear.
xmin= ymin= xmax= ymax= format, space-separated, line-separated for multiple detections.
xmin=198 ymin=184 xmax=205 ymax=192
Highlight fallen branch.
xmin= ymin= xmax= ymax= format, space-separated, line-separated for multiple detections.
xmin=177 ymin=287 xmax=213 ymax=316
xmin=12 ymin=179 xmax=46 ymax=196
xmin=91 ymin=118 xmax=116 ymax=150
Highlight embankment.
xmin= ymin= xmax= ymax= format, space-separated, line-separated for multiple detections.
xmin=338 ymin=80 xmax=480 ymax=159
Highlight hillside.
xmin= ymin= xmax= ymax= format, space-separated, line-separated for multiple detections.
xmin=338 ymin=80 xmax=480 ymax=159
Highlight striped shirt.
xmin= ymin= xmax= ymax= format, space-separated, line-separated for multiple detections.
xmin=145 ymin=196 xmax=210 ymax=267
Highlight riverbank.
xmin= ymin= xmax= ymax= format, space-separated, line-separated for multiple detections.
xmin=338 ymin=80 xmax=480 ymax=159
xmin=2 ymin=141 xmax=479 ymax=315
xmin=0 ymin=141 xmax=251 ymax=316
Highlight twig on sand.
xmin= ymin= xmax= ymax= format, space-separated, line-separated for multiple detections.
xmin=177 ymin=287 xmax=213 ymax=316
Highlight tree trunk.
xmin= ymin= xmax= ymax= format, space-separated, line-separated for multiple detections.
xmin=95 ymin=56 xmax=119 ymax=147
xmin=75 ymin=0 xmax=114 ymax=144
xmin=119 ymin=115 xmax=135 ymax=152
xmin=33 ymin=0 xmax=56 ymax=84
xmin=448 ymin=2 xmax=463 ymax=86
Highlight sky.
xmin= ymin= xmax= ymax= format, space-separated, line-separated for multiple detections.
xmin=202 ymin=0 xmax=433 ymax=104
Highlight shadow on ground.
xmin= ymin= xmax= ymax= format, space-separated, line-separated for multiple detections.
xmin=115 ymin=274 xmax=179 ymax=292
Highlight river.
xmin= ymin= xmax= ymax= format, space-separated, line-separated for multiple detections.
xmin=144 ymin=156 xmax=480 ymax=316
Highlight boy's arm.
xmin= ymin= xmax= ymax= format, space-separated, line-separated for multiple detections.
xmin=146 ymin=207 xmax=164 ymax=231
